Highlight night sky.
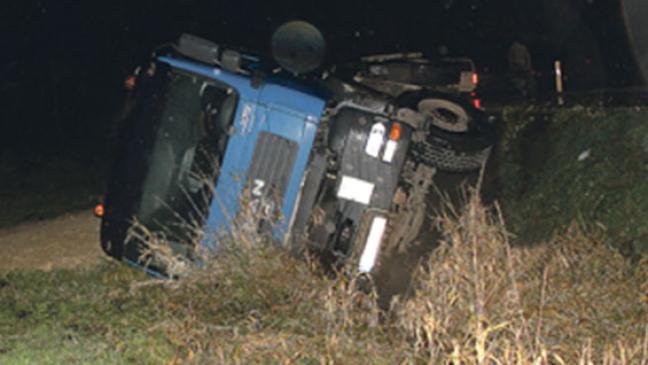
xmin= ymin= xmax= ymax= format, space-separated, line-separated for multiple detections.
xmin=0 ymin=0 xmax=641 ymax=162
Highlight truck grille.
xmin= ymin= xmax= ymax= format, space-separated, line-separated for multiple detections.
xmin=247 ymin=132 xmax=298 ymax=207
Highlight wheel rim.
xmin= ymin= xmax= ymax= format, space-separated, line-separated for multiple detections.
xmin=417 ymin=98 xmax=470 ymax=132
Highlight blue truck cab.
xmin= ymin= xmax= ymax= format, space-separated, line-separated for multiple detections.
xmin=99 ymin=31 xmax=492 ymax=277
xmin=100 ymin=35 xmax=329 ymax=270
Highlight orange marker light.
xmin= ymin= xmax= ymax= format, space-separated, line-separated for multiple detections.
xmin=94 ymin=203 xmax=105 ymax=218
xmin=389 ymin=123 xmax=402 ymax=141
xmin=124 ymin=75 xmax=136 ymax=91
xmin=472 ymin=72 xmax=479 ymax=85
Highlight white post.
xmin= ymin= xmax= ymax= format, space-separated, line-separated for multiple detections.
xmin=554 ymin=60 xmax=564 ymax=106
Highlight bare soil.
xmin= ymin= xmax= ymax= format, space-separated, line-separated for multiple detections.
xmin=0 ymin=210 xmax=104 ymax=271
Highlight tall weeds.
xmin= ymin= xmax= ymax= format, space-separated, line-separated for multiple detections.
xmin=396 ymin=191 xmax=647 ymax=364
xmin=131 ymin=189 xmax=646 ymax=364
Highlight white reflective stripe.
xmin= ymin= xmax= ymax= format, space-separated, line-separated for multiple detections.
xmin=365 ymin=123 xmax=386 ymax=157
xmin=382 ymin=140 xmax=398 ymax=163
xmin=337 ymin=176 xmax=374 ymax=205
xmin=359 ymin=216 xmax=387 ymax=273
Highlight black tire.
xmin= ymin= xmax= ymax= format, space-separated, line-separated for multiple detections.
xmin=398 ymin=91 xmax=496 ymax=172
xmin=409 ymin=139 xmax=493 ymax=173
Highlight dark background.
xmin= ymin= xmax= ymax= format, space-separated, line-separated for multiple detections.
xmin=0 ymin=0 xmax=641 ymax=162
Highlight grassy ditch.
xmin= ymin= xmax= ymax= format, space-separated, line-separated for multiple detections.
xmin=498 ymin=104 xmax=648 ymax=257
xmin=0 ymin=105 xmax=646 ymax=363
xmin=0 ymin=193 xmax=645 ymax=364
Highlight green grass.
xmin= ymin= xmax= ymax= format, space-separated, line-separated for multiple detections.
xmin=0 ymin=246 xmax=401 ymax=364
xmin=1 ymin=196 xmax=645 ymax=364
xmin=0 ymin=265 xmax=173 ymax=364
xmin=498 ymin=105 xmax=648 ymax=257
xmin=0 ymin=106 xmax=646 ymax=363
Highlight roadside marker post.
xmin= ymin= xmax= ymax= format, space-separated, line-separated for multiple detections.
xmin=555 ymin=59 xmax=565 ymax=106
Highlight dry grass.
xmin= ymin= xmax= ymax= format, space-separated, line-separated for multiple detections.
xmin=2 ymin=189 xmax=643 ymax=364
xmin=3 ymin=107 xmax=646 ymax=364
xmin=127 ymin=187 xmax=647 ymax=364
xmin=396 ymin=191 xmax=647 ymax=364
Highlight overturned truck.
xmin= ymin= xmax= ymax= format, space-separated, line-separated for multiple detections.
xmin=99 ymin=23 xmax=496 ymax=276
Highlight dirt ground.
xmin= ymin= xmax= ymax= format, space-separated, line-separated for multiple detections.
xmin=0 ymin=210 xmax=104 ymax=271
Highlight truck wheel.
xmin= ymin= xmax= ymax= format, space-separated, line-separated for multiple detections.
xmin=417 ymin=97 xmax=470 ymax=132
xmin=409 ymin=138 xmax=493 ymax=173
xmin=398 ymin=91 xmax=496 ymax=172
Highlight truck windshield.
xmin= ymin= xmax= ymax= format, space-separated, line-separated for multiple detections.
xmin=113 ymin=65 xmax=237 ymax=251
